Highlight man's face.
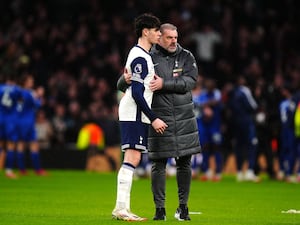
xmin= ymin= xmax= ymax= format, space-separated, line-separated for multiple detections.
xmin=148 ymin=28 xmax=161 ymax=45
xmin=159 ymin=29 xmax=178 ymax=53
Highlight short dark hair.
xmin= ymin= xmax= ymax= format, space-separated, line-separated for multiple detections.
xmin=134 ymin=13 xmax=161 ymax=38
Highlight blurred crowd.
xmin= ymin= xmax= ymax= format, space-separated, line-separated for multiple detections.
xmin=1 ymin=0 xmax=300 ymax=177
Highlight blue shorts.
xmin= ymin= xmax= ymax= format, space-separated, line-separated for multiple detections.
xmin=0 ymin=117 xmax=18 ymax=142
xmin=197 ymin=120 xmax=222 ymax=145
xmin=120 ymin=121 xmax=149 ymax=153
xmin=16 ymin=120 xmax=37 ymax=142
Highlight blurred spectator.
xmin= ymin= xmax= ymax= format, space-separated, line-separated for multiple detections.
xmin=35 ymin=109 xmax=53 ymax=150
xmin=189 ymin=23 xmax=222 ymax=77
xmin=51 ymin=104 xmax=68 ymax=147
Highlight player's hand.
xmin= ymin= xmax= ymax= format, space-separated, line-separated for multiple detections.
xmin=150 ymin=74 xmax=163 ymax=91
xmin=124 ymin=68 xmax=132 ymax=84
xmin=151 ymin=118 xmax=168 ymax=134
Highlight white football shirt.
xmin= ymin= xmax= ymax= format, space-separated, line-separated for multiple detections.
xmin=118 ymin=45 xmax=155 ymax=124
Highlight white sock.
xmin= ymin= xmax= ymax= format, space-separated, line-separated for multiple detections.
xmin=126 ymin=180 xmax=131 ymax=211
xmin=115 ymin=165 xmax=134 ymax=209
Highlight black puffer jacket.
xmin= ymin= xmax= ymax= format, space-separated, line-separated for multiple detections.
xmin=147 ymin=44 xmax=201 ymax=160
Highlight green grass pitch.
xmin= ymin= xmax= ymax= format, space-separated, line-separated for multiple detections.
xmin=1 ymin=170 xmax=300 ymax=225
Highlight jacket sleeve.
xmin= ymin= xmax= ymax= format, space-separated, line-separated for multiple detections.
xmin=116 ymin=75 xmax=129 ymax=93
xmin=162 ymin=51 xmax=198 ymax=94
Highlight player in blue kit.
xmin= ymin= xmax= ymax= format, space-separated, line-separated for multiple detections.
xmin=228 ymin=76 xmax=260 ymax=182
xmin=278 ymin=85 xmax=296 ymax=182
xmin=193 ymin=78 xmax=223 ymax=181
xmin=0 ymin=74 xmax=22 ymax=178
xmin=16 ymin=74 xmax=47 ymax=176
xmin=112 ymin=13 xmax=168 ymax=221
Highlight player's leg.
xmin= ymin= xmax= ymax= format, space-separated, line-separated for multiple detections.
xmin=200 ymin=146 xmax=212 ymax=181
xmin=16 ymin=122 xmax=27 ymax=175
xmin=112 ymin=149 xmax=146 ymax=221
xmin=191 ymin=153 xmax=202 ymax=178
xmin=213 ymin=146 xmax=223 ymax=181
xmin=0 ymin=121 xmax=3 ymax=155
xmin=199 ymin=129 xmax=212 ymax=181
xmin=234 ymin=125 xmax=247 ymax=181
xmin=30 ymin=141 xmax=47 ymax=175
xmin=284 ymin=133 xmax=296 ymax=182
xmin=112 ymin=121 xmax=147 ymax=221
xmin=244 ymin=124 xmax=260 ymax=182
xmin=16 ymin=141 xmax=27 ymax=175
xmin=285 ymin=138 xmax=300 ymax=183
xmin=5 ymin=140 xmax=17 ymax=178
xmin=278 ymin=130 xmax=288 ymax=180
xmin=5 ymin=123 xmax=18 ymax=178
xmin=0 ymin=127 xmax=4 ymax=168
xmin=212 ymin=130 xmax=223 ymax=181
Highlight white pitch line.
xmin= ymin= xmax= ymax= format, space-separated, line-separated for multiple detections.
xmin=281 ymin=209 xmax=300 ymax=214
xmin=189 ymin=211 xmax=202 ymax=214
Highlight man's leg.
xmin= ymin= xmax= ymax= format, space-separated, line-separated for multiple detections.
xmin=174 ymin=155 xmax=192 ymax=220
xmin=175 ymin=155 xmax=192 ymax=206
xmin=151 ymin=158 xmax=167 ymax=220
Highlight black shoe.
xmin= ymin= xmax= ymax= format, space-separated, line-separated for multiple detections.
xmin=174 ymin=206 xmax=191 ymax=221
xmin=153 ymin=207 xmax=166 ymax=220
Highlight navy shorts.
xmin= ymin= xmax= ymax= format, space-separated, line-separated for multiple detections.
xmin=119 ymin=121 xmax=149 ymax=153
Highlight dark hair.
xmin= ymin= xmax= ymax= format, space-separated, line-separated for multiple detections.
xmin=134 ymin=13 xmax=161 ymax=38
xmin=18 ymin=73 xmax=34 ymax=86
xmin=4 ymin=71 xmax=17 ymax=82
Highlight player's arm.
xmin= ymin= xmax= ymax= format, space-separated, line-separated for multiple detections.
xmin=33 ymin=86 xmax=44 ymax=108
xmin=132 ymin=82 xmax=157 ymax=122
xmin=202 ymin=90 xmax=222 ymax=107
xmin=241 ymin=86 xmax=257 ymax=112
xmin=132 ymin=74 xmax=168 ymax=134
xmin=130 ymin=57 xmax=157 ymax=122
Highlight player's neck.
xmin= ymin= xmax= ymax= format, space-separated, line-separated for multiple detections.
xmin=137 ymin=37 xmax=152 ymax=52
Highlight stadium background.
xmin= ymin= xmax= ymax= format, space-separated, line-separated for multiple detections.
xmin=0 ymin=0 xmax=300 ymax=173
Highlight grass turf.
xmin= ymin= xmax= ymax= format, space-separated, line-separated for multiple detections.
xmin=1 ymin=170 xmax=300 ymax=225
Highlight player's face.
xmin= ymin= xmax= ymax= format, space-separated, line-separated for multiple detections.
xmin=148 ymin=28 xmax=161 ymax=45
xmin=159 ymin=29 xmax=178 ymax=53
xmin=25 ymin=76 xmax=34 ymax=89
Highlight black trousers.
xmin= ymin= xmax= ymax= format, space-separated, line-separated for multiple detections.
xmin=151 ymin=155 xmax=192 ymax=208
